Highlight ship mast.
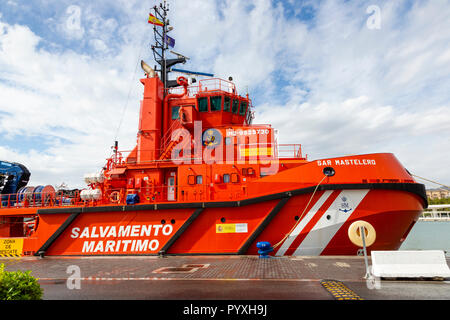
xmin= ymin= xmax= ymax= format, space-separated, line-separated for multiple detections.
xmin=151 ymin=0 xmax=186 ymax=95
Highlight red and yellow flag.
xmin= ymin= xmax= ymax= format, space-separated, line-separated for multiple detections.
xmin=148 ymin=13 xmax=164 ymax=26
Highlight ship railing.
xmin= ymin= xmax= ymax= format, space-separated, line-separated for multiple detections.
xmin=276 ymin=144 xmax=305 ymax=159
xmin=167 ymin=78 xmax=237 ymax=97
xmin=115 ymin=183 xmax=252 ymax=204
xmin=0 ymin=191 xmax=79 ymax=209
xmin=104 ymin=145 xmax=302 ymax=169
xmin=0 ymin=183 xmax=241 ymax=209
xmin=104 ymin=148 xmax=176 ymax=170
xmin=420 ymin=204 xmax=450 ymax=221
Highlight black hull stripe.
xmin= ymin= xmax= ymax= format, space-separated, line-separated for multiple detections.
xmin=237 ymin=197 xmax=290 ymax=255
xmin=158 ymin=208 xmax=204 ymax=255
xmin=35 ymin=212 xmax=80 ymax=257
xmin=37 ymin=182 xmax=427 ymax=215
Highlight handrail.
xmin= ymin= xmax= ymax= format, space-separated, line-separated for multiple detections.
xmin=105 ymin=142 xmax=305 ymax=167
xmin=420 ymin=204 xmax=450 ymax=220
xmin=0 ymin=181 xmax=251 ymax=209
xmin=167 ymin=78 xmax=237 ymax=97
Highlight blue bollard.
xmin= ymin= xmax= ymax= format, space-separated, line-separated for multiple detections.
xmin=256 ymin=241 xmax=273 ymax=259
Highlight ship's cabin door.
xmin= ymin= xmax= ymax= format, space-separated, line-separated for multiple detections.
xmin=166 ymin=171 xmax=176 ymax=201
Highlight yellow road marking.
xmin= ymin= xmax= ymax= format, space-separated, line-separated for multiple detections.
xmin=321 ymin=279 xmax=363 ymax=300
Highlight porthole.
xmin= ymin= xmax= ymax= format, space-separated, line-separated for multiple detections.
xmin=171 ymin=219 xmax=176 ymax=224
xmin=220 ymin=217 xmax=226 ymax=223
xmin=161 ymin=219 xmax=166 ymax=224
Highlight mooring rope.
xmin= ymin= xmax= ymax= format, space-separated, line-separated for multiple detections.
xmin=272 ymin=174 xmax=328 ymax=249
xmin=411 ymin=174 xmax=450 ymax=190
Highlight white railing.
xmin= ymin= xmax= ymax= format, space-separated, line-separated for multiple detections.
xmin=420 ymin=204 xmax=450 ymax=221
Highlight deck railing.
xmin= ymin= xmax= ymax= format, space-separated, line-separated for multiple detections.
xmin=420 ymin=204 xmax=450 ymax=221
xmin=167 ymin=78 xmax=236 ymax=97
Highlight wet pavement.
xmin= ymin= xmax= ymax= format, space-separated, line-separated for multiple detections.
xmin=1 ymin=255 xmax=450 ymax=301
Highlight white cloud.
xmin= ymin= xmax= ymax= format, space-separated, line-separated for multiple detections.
xmin=0 ymin=16 xmax=143 ymax=188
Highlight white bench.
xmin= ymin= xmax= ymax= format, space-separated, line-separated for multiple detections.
xmin=371 ymin=250 xmax=450 ymax=278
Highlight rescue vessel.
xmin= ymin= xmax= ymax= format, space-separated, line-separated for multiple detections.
xmin=0 ymin=2 xmax=427 ymax=257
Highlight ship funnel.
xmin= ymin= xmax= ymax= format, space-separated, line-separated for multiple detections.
xmin=141 ymin=60 xmax=156 ymax=78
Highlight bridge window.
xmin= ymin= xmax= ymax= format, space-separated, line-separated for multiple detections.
xmin=210 ymin=96 xmax=222 ymax=112
xmin=223 ymin=96 xmax=231 ymax=112
xmin=239 ymin=101 xmax=248 ymax=116
xmin=171 ymin=106 xmax=180 ymax=120
xmin=232 ymin=99 xmax=239 ymax=114
xmin=198 ymin=97 xmax=208 ymax=112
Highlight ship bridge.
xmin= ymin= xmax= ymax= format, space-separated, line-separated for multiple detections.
xmin=167 ymin=78 xmax=254 ymax=129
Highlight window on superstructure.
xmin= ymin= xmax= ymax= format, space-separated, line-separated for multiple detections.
xmin=198 ymin=97 xmax=208 ymax=112
xmin=239 ymin=101 xmax=248 ymax=116
xmin=171 ymin=106 xmax=180 ymax=120
xmin=223 ymin=96 xmax=231 ymax=112
xmin=223 ymin=174 xmax=230 ymax=183
xmin=210 ymin=96 xmax=222 ymax=112
xmin=224 ymin=137 xmax=232 ymax=145
xmin=196 ymin=175 xmax=203 ymax=184
xmin=232 ymin=99 xmax=239 ymax=114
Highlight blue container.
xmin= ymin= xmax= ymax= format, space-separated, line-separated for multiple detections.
xmin=126 ymin=194 xmax=139 ymax=205
xmin=256 ymin=241 xmax=273 ymax=258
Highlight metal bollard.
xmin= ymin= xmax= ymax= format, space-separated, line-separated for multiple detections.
xmin=360 ymin=226 xmax=372 ymax=279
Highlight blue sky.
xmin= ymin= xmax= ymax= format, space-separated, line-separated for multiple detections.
xmin=0 ymin=0 xmax=449 ymax=189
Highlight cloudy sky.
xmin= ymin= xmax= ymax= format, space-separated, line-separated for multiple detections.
xmin=0 ymin=0 xmax=449 ymax=189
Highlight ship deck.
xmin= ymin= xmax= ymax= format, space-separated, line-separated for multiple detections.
xmin=1 ymin=255 xmax=449 ymax=304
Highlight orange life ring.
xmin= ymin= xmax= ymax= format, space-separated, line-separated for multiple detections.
xmin=109 ymin=191 xmax=120 ymax=203
xmin=177 ymin=76 xmax=188 ymax=86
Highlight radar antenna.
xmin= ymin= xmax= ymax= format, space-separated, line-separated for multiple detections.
xmin=150 ymin=1 xmax=187 ymax=93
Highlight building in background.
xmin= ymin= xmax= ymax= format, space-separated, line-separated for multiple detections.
xmin=426 ymin=188 xmax=450 ymax=200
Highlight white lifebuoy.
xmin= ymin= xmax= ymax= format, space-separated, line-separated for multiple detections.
xmin=348 ymin=220 xmax=376 ymax=247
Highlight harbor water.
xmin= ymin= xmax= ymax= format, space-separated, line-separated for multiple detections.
xmin=400 ymin=220 xmax=450 ymax=256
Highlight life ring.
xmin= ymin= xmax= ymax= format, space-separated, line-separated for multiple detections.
xmin=348 ymin=220 xmax=376 ymax=247
xmin=109 ymin=191 xmax=120 ymax=203
xmin=176 ymin=76 xmax=188 ymax=86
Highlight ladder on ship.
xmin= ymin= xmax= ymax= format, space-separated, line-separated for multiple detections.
xmin=159 ymin=119 xmax=190 ymax=160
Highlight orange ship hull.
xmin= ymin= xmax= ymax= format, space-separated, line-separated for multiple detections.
xmin=1 ymin=153 xmax=426 ymax=257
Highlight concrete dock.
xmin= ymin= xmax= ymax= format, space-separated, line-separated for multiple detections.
xmin=1 ymin=255 xmax=449 ymax=301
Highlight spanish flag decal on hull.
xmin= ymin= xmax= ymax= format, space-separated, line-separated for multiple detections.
xmin=239 ymin=146 xmax=273 ymax=158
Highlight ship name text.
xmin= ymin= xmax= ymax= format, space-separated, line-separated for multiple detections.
xmin=70 ymin=224 xmax=173 ymax=253
xmin=317 ymin=159 xmax=376 ymax=166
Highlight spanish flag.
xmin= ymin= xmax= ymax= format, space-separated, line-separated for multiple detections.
xmin=148 ymin=13 xmax=164 ymax=26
